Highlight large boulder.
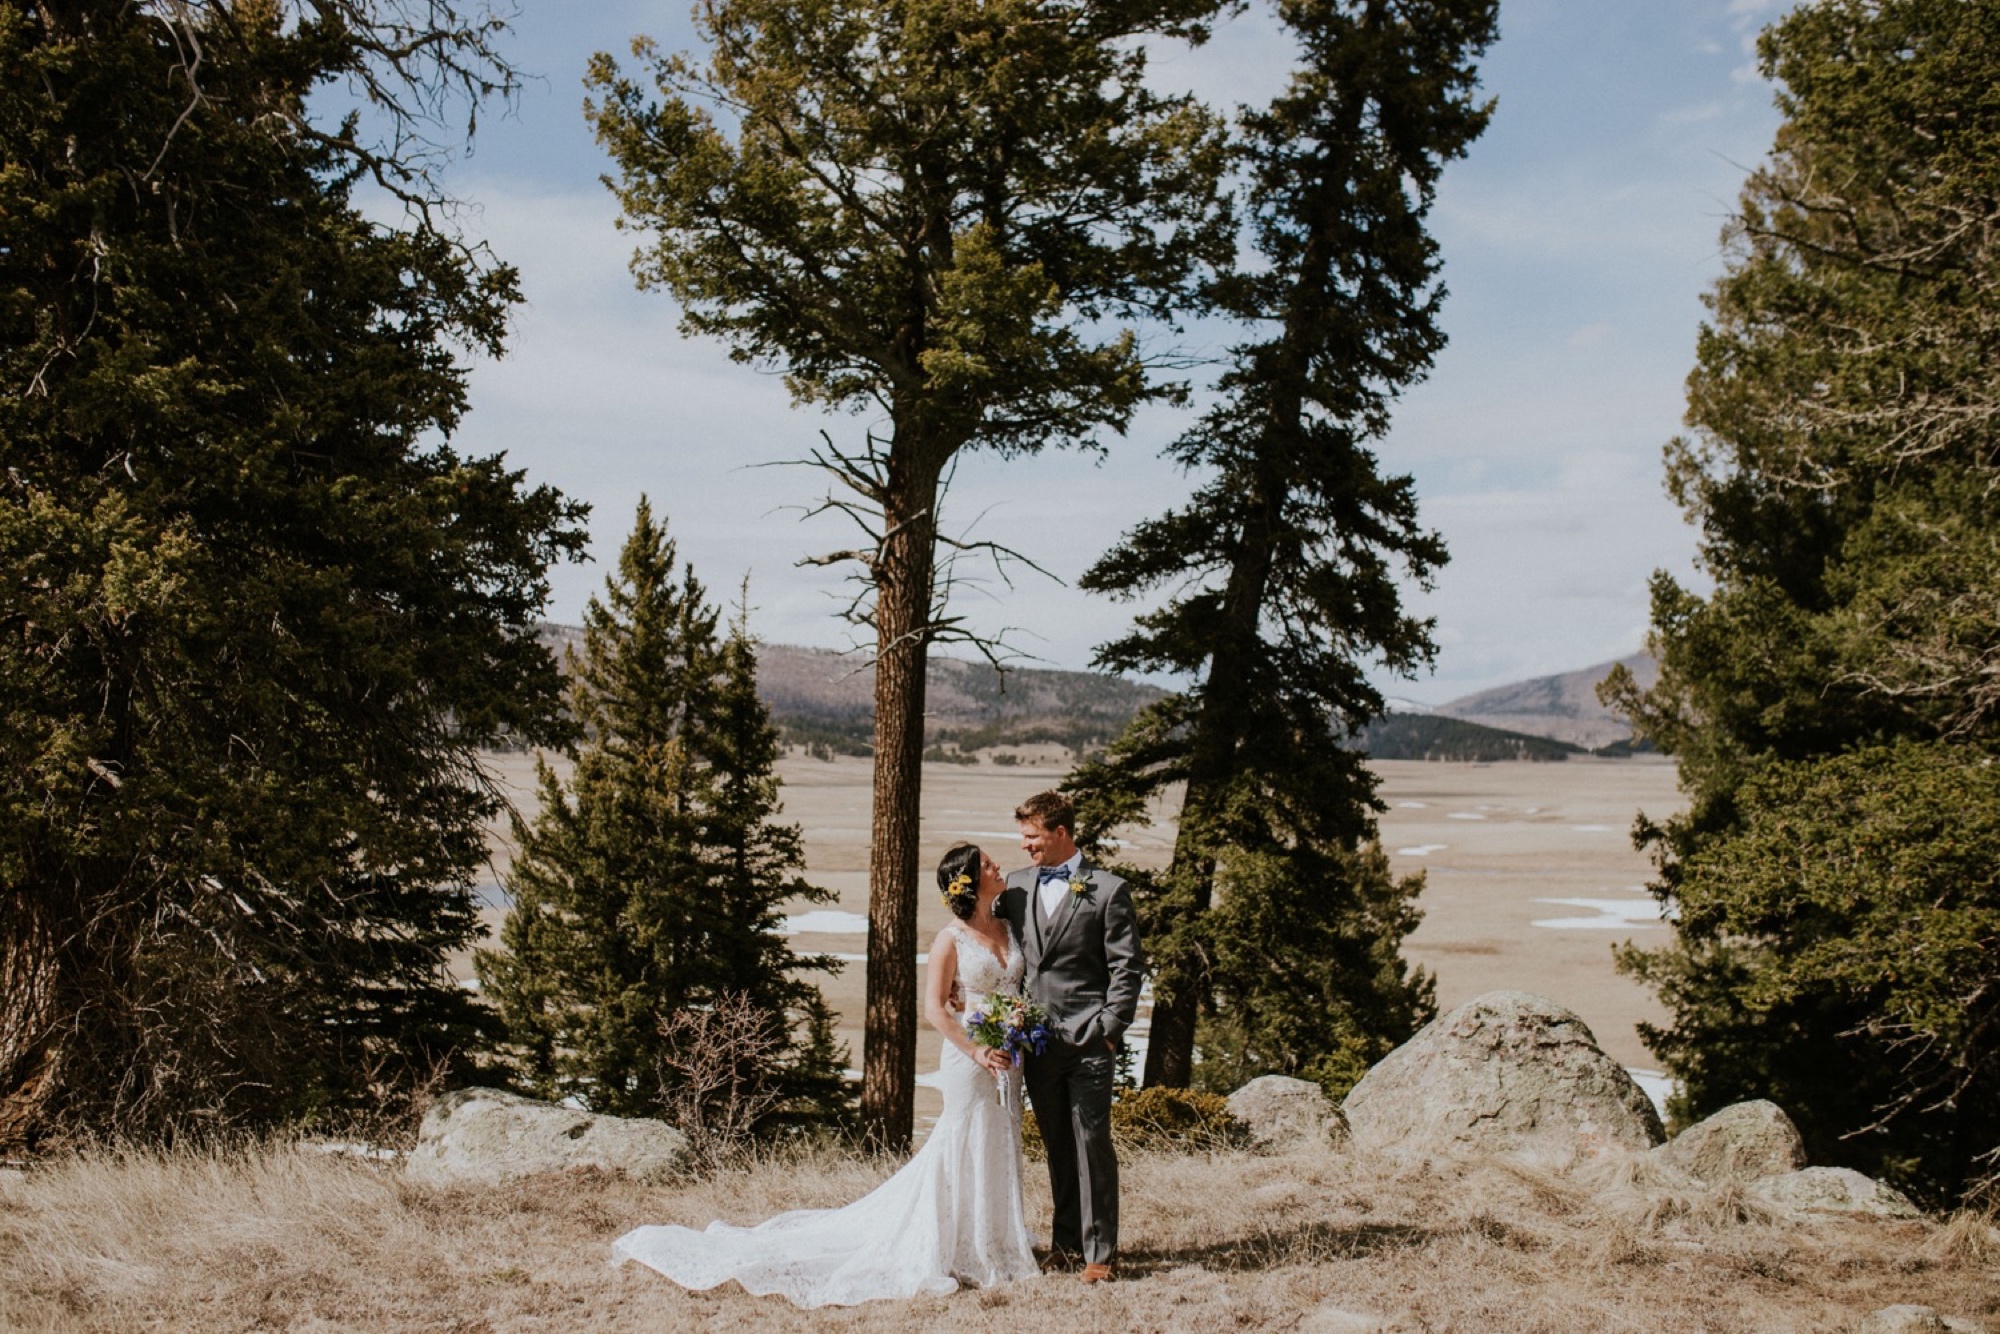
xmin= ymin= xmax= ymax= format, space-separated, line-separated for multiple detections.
xmin=1342 ymin=991 xmax=1664 ymax=1159
xmin=1653 ymin=1099 xmax=1806 ymax=1184
xmin=405 ymin=1087 xmax=691 ymax=1186
xmin=1227 ymin=1076 xmax=1348 ymax=1149
xmin=1747 ymin=1167 xmax=1923 ymax=1221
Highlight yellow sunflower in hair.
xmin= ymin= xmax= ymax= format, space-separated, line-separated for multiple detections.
xmin=940 ymin=871 xmax=973 ymax=906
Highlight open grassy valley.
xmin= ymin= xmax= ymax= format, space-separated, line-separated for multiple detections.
xmin=6 ymin=728 xmax=1995 ymax=1332
xmin=466 ymin=748 xmax=1683 ymax=1124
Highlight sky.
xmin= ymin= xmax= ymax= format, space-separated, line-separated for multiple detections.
xmin=409 ymin=0 xmax=1791 ymax=704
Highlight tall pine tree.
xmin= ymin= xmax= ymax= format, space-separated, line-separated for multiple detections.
xmin=585 ymin=0 xmax=1232 ymax=1147
xmin=1074 ymin=0 xmax=1495 ymax=1090
xmin=479 ymin=500 xmax=847 ymax=1126
xmin=0 ymin=0 xmax=582 ymax=1147
xmin=1605 ymin=0 xmax=2000 ymax=1206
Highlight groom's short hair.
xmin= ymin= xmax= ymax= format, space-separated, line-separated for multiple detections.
xmin=1014 ymin=790 xmax=1075 ymax=836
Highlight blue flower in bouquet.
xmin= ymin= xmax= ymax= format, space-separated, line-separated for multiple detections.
xmin=963 ymin=992 xmax=1050 ymax=1066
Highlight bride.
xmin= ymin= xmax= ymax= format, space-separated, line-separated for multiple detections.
xmin=613 ymin=842 xmax=1039 ymax=1308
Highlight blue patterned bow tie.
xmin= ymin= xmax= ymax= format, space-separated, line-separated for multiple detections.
xmin=1037 ymin=866 xmax=1069 ymax=884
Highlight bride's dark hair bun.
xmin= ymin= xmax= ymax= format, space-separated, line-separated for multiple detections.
xmin=935 ymin=842 xmax=981 ymax=921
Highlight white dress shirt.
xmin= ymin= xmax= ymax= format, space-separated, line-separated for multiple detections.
xmin=1036 ymin=854 xmax=1081 ymax=918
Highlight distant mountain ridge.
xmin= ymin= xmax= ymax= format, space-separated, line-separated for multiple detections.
xmin=536 ymin=624 xmax=1654 ymax=758
xmin=1432 ymin=653 xmax=1657 ymax=750
xmin=535 ymin=625 xmax=1162 ymax=756
xmin=754 ymin=643 xmax=1165 ymax=755
xmin=1355 ymin=714 xmax=1584 ymax=763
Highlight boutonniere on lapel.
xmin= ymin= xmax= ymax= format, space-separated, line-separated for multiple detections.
xmin=1069 ymin=869 xmax=1092 ymax=897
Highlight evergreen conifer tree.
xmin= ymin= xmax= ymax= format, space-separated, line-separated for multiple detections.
xmin=1605 ymin=0 xmax=2000 ymax=1205
xmin=479 ymin=501 xmax=847 ymax=1126
xmin=1188 ymin=844 xmax=1435 ymax=1101
xmin=586 ymin=0 xmax=1232 ymax=1147
xmin=0 ymin=0 xmax=582 ymax=1147
xmin=1073 ymin=0 xmax=1495 ymax=1090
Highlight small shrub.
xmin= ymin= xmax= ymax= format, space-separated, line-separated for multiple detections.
xmin=655 ymin=993 xmax=794 ymax=1172
xmin=1114 ymin=1086 xmax=1246 ymax=1151
xmin=1021 ymin=1086 xmax=1245 ymax=1157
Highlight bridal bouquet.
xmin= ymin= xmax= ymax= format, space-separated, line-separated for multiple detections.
xmin=964 ymin=993 xmax=1050 ymax=1066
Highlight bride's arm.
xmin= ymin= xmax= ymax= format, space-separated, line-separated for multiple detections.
xmin=924 ymin=929 xmax=1007 ymax=1071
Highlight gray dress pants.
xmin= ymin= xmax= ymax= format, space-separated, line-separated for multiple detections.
xmin=1022 ymin=1043 xmax=1118 ymax=1263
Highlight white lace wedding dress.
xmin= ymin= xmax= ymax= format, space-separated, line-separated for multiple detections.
xmin=613 ymin=921 xmax=1039 ymax=1308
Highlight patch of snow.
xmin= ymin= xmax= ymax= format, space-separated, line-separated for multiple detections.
xmin=1531 ymin=897 xmax=1664 ymax=931
xmin=782 ymin=910 xmax=871 ymax=934
xmin=1395 ymin=844 xmax=1448 ymax=857
xmin=1627 ymin=1068 xmax=1677 ymax=1120
xmin=1446 ymin=812 xmax=1486 ymax=821
xmin=1572 ymin=824 xmax=1619 ymax=833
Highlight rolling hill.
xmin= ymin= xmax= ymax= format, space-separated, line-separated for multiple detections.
xmin=1432 ymin=653 xmax=1658 ymax=750
xmin=536 ymin=625 xmax=1162 ymax=757
xmin=536 ymin=624 xmax=1655 ymax=760
xmin=1354 ymin=713 xmax=1584 ymax=762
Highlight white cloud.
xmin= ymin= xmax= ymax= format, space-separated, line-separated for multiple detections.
xmin=1659 ymin=100 xmax=1725 ymax=127
xmin=417 ymin=2 xmax=1780 ymax=702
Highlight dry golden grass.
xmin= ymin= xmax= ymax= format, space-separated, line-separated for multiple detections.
xmin=2 ymin=1137 xmax=1995 ymax=1333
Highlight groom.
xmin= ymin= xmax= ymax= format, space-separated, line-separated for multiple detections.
xmin=999 ymin=790 xmax=1145 ymax=1283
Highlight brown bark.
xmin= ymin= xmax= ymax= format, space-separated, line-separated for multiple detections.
xmin=0 ymin=895 xmax=61 ymax=1153
xmin=857 ymin=452 xmax=943 ymax=1151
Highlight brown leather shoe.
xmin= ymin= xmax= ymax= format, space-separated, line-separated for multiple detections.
xmin=1079 ymin=1262 xmax=1116 ymax=1284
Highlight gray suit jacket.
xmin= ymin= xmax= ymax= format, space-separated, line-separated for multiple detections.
xmin=1001 ymin=862 xmax=1146 ymax=1054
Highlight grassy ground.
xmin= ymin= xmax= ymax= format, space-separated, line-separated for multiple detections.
xmin=2 ymin=1137 xmax=1995 ymax=1332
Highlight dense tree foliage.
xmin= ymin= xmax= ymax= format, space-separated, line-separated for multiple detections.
xmin=0 ymin=1 xmax=584 ymax=1147
xmin=1620 ymin=743 xmax=2000 ymax=1202
xmin=1188 ymin=844 xmax=1434 ymax=1101
xmin=1074 ymin=0 xmax=1495 ymax=1089
xmin=479 ymin=502 xmax=847 ymax=1127
xmin=1606 ymin=0 xmax=2000 ymax=1205
xmin=587 ymin=0 xmax=1232 ymax=1146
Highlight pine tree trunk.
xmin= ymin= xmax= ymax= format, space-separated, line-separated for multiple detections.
xmin=0 ymin=892 xmax=62 ymax=1152
xmin=857 ymin=456 xmax=942 ymax=1151
xmin=1138 ymin=910 xmax=1205 ymax=1086
xmin=1142 ymin=467 xmax=1283 ymax=1090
